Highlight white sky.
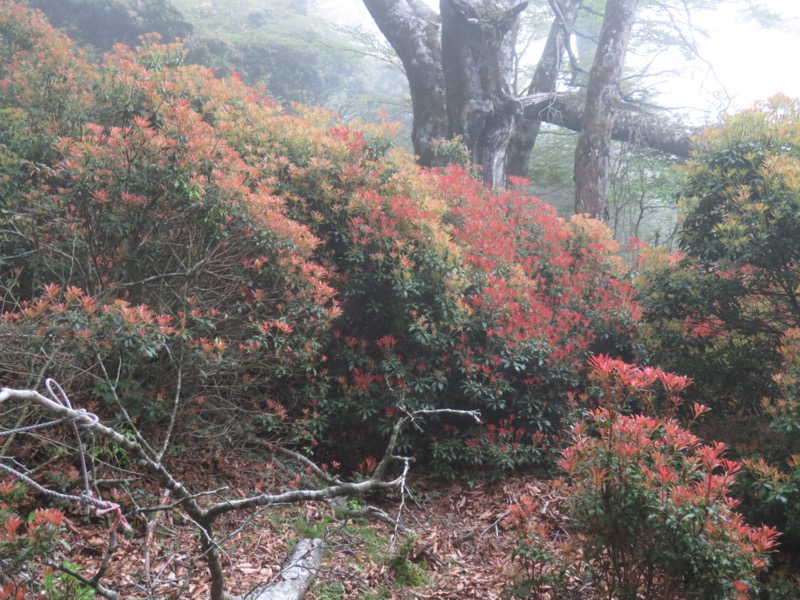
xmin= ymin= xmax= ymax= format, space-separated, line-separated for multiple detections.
xmin=695 ymin=0 xmax=800 ymax=112
xmin=342 ymin=0 xmax=800 ymax=121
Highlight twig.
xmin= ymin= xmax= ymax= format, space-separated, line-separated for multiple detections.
xmin=332 ymin=501 xmax=410 ymax=533
xmin=144 ymin=490 xmax=170 ymax=587
xmin=256 ymin=441 xmax=343 ymax=485
xmin=95 ymin=358 xmax=156 ymax=456
xmin=157 ymin=360 xmax=182 ymax=462
xmin=135 ymin=486 xmax=230 ymax=515
xmin=214 ymin=504 xmax=272 ymax=549
xmin=56 ymin=562 xmax=120 ymax=600
xmin=480 ymin=509 xmax=511 ymax=537
xmin=90 ymin=529 xmax=118 ymax=586
xmin=392 ymin=456 xmax=413 ymax=545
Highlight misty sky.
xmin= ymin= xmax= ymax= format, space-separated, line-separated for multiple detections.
xmin=699 ymin=1 xmax=800 ymax=110
xmin=339 ymin=0 xmax=800 ymax=121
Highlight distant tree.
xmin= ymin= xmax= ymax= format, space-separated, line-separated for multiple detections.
xmin=28 ymin=0 xmax=192 ymax=49
xmin=174 ymin=0 xmax=395 ymax=117
xmin=607 ymin=144 xmax=681 ymax=247
xmin=507 ymin=0 xmax=582 ymax=178
xmin=362 ymin=0 xmax=697 ymax=206
xmin=573 ymin=0 xmax=639 ymax=219
xmin=29 ymin=0 xmax=399 ymax=122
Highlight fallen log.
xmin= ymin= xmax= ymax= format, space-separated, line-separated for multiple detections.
xmin=244 ymin=538 xmax=326 ymax=600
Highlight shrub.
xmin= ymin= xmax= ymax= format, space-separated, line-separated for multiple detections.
xmin=637 ymin=96 xmax=800 ymax=578
xmin=639 ymin=96 xmax=800 ymax=409
xmin=0 ymin=5 xmax=336 ymax=447
xmin=733 ymin=328 xmax=800 ymax=563
xmin=506 ymin=496 xmax=570 ymax=598
xmin=557 ymin=356 xmax=778 ymax=599
xmin=0 ymin=0 xmax=641 ymax=473
xmin=0 ymin=482 xmax=68 ymax=597
xmin=310 ymin=165 xmax=641 ymax=471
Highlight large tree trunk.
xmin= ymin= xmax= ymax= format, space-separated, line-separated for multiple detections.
xmin=507 ymin=0 xmax=583 ymax=178
xmin=364 ymin=0 xmax=698 ymax=214
xmin=440 ymin=0 xmax=528 ymax=188
xmin=573 ymin=0 xmax=639 ymax=219
xmin=362 ymin=0 xmax=448 ymax=167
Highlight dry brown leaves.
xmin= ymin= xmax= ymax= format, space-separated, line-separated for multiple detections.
xmin=51 ymin=453 xmax=579 ymax=599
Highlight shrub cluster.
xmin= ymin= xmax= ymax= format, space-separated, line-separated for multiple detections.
xmin=510 ymin=356 xmax=778 ymax=599
xmin=638 ymin=96 xmax=800 ymax=578
xmin=0 ymin=0 xmax=639 ymax=472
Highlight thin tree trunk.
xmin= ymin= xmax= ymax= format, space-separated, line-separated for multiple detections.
xmin=507 ymin=0 xmax=583 ymax=178
xmin=199 ymin=519 xmax=227 ymax=600
xmin=573 ymin=0 xmax=639 ymax=219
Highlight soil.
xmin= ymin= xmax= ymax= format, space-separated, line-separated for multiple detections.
xmin=40 ymin=451 xmax=587 ymax=599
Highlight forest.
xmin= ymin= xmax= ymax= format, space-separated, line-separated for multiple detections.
xmin=0 ymin=0 xmax=799 ymax=598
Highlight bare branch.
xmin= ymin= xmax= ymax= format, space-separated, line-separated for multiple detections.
xmin=157 ymin=359 xmax=182 ymax=462
xmin=95 ymin=357 xmax=157 ymax=457
xmin=0 ymin=385 xmax=202 ymax=515
xmin=0 ymin=380 xmax=483 ymax=599
xmin=548 ymin=0 xmax=583 ymax=74
xmin=255 ymin=441 xmax=343 ymax=486
xmin=56 ymin=563 xmax=120 ymax=600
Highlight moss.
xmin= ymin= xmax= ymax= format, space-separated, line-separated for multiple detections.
xmin=385 ymin=535 xmax=430 ymax=587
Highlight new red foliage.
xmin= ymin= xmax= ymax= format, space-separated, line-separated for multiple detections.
xmin=0 ymin=0 xmax=640 ymax=474
xmin=555 ymin=357 xmax=779 ymax=598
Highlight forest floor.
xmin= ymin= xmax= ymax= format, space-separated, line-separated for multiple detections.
xmin=49 ymin=449 xmax=589 ymax=599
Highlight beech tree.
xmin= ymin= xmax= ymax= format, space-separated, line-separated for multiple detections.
xmin=363 ymin=0 xmax=697 ymax=213
xmin=573 ymin=0 xmax=639 ymax=219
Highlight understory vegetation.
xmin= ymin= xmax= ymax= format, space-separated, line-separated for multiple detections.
xmin=0 ymin=1 xmax=798 ymax=597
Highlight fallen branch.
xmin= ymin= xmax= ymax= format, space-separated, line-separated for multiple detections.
xmin=243 ymin=538 xmax=326 ymax=600
xmin=0 ymin=380 xmax=481 ymax=599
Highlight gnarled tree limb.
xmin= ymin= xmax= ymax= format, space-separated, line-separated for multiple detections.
xmin=0 ymin=381 xmax=480 ymax=600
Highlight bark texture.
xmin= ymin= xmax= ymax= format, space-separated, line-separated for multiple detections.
xmin=245 ymin=539 xmax=326 ymax=600
xmin=440 ymin=0 xmax=527 ymax=187
xmin=573 ymin=0 xmax=639 ymax=219
xmin=363 ymin=0 xmax=447 ymax=167
xmin=531 ymin=94 xmax=697 ymax=158
xmin=507 ymin=0 xmax=583 ymax=178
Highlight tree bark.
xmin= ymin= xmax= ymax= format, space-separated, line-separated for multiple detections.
xmin=364 ymin=0 xmax=699 ymax=211
xmin=530 ymin=94 xmax=697 ymax=158
xmin=573 ymin=0 xmax=639 ymax=219
xmin=362 ymin=0 xmax=448 ymax=167
xmin=440 ymin=0 xmax=528 ymax=188
xmin=245 ymin=539 xmax=325 ymax=600
xmin=507 ymin=0 xmax=583 ymax=178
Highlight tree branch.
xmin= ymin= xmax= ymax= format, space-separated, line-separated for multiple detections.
xmin=0 ymin=381 xmax=482 ymax=599
xmin=522 ymin=93 xmax=699 ymax=157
